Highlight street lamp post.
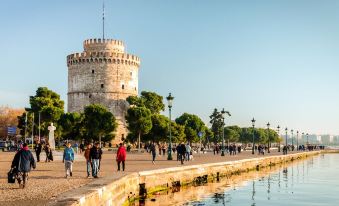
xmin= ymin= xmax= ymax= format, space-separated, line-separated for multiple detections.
xmin=306 ymin=133 xmax=309 ymax=147
xmin=291 ymin=129 xmax=294 ymax=151
xmin=285 ymin=127 xmax=288 ymax=155
xmin=296 ymin=131 xmax=299 ymax=151
xmin=267 ymin=122 xmax=270 ymax=153
xmin=302 ymin=132 xmax=305 ymax=146
xmin=166 ymin=93 xmax=174 ymax=160
xmin=277 ymin=125 xmax=280 ymax=152
xmin=251 ymin=118 xmax=256 ymax=155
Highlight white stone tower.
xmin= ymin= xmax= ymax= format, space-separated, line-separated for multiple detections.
xmin=67 ymin=38 xmax=140 ymax=143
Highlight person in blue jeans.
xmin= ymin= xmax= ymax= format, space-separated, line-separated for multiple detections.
xmin=84 ymin=143 xmax=92 ymax=178
xmin=63 ymin=143 xmax=75 ymax=178
xmin=89 ymin=142 xmax=102 ymax=178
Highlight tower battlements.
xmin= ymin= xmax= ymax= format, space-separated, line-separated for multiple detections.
xmin=83 ymin=38 xmax=125 ymax=53
xmin=66 ymin=51 xmax=140 ymax=67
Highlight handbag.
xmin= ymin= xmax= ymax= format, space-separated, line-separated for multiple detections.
xmin=7 ymin=168 xmax=16 ymax=184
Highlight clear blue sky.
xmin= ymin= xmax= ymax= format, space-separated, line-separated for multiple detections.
xmin=1 ymin=0 xmax=338 ymax=135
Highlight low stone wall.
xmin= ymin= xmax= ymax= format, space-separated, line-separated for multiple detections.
xmin=49 ymin=151 xmax=322 ymax=206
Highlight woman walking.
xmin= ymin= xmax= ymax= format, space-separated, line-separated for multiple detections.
xmin=116 ymin=143 xmax=126 ymax=171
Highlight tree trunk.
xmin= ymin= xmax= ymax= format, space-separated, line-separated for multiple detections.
xmin=138 ymin=131 xmax=141 ymax=152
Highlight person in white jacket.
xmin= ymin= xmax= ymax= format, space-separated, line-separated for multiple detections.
xmin=185 ymin=143 xmax=191 ymax=161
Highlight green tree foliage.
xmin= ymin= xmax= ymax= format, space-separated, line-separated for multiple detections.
xmin=171 ymin=122 xmax=186 ymax=143
xmin=18 ymin=87 xmax=64 ymax=137
xmin=143 ymin=114 xmax=168 ymax=142
xmin=58 ymin=112 xmax=82 ymax=140
xmin=224 ymin=126 xmax=240 ymax=142
xmin=126 ymin=106 xmax=152 ymax=149
xmin=175 ymin=113 xmax=206 ymax=143
xmin=224 ymin=126 xmax=279 ymax=144
xmin=126 ymin=91 xmax=165 ymax=114
xmin=82 ymin=104 xmax=117 ymax=143
xmin=209 ymin=108 xmax=224 ymax=143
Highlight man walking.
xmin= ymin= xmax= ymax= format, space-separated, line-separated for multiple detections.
xmin=84 ymin=143 xmax=92 ymax=178
xmin=178 ymin=142 xmax=186 ymax=165
xmin=11 ymin=143 xmax=36 ymax=188
xmin=90 ymin=142 xmax=102 ymax=178
xmin=63 ymin=142 xmax=75 ymax=178
xmin=34 ymin=141 xmax=42 ymax=162
xmin=185 ymin=143 xmax=191 ymax=161
xmin=150 ymin=142 xmax=157 ymax=164
xmin=116 ymin=143 xmax=127 ymax=171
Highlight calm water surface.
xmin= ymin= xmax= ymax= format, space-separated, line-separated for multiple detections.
xmin=139 ymin=154 xmax=339 ymax=206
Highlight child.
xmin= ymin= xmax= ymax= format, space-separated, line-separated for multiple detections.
xmin=63 ymin=143 xmax=75 ymax=178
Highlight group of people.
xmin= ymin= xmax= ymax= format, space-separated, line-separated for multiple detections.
xmin=33 ymin=141 xmax=53 ymax=162
xmin=9 ymin=141 xmax=129 ymax=189
xmin=213 ymin=144 xmax=242 ymax=155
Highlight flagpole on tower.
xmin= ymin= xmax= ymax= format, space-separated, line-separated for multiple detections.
xmin=102 ymin=0 xmax=105 ymax=40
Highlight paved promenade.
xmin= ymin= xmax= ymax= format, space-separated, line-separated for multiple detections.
xmin=0 ymin=149 xmax=301 ymax=206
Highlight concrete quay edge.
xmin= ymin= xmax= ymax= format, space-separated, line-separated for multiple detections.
xmin=48 ymin=151 xmax=328 ymax=206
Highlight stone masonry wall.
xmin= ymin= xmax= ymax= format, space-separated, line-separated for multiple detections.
xmin=67 ymin=38 xmax=140 ymax=144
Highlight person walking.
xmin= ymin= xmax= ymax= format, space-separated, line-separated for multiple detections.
xmin=89 ymin=142 xmax=102 ymax=178
xmin=150 ymin=142 xmax=157 ymax=164
xmin=63 ymin=142 xmax=75 ymax=178
xmin=178 ymin=142 xmax=186 ymax=165
xmin=185 ymin=143 xmax=191 ymax=161
xmin=116 ymin=143 xmax=127 ymax=171
xmin=34 ymin=141 xmax=42 ymax=162
xmin=84 ymin=143 xmax=92 ymax=178
xmin=11 ymin=143 xmax=36 ymax=188
xmin=44 ymin=144 xmax=53 ymax=162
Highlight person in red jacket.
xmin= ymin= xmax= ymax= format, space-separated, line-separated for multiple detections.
xmin=116 ymin=143 xmax=127 ymax=171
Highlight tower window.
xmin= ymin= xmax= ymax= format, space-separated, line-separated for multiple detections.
xmin=89 ymin=94 xmax=92 ymax=98
xmin=122 ymin=84 xmax=125 ymax=89
xmin=92 ymin=70 xmax=94 ymax=74
xmin=135 ymin=87 xmax=137 ymax=91
xmin=101 ymin=84 xmax=104 ymax=88
xmin=130 ymin=72 xmax=132 ymax=76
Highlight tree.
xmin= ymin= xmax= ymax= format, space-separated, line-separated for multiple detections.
xmin=82 ymin=104 xmax=117 ymax=143
xmin=58 ymin=112 xmax=83 ymax=141
xmin=17 ymin=87 xmax=64 ymax=137
xmin=126 ymin=106 xmax=152 ymax=150
xmin=209 ymin=108 xmax=223 ymax=144
xmin=171 ymin=122 xmax=186 ymax=143
xmin=127 ymin=91 xmax=165 ymax=114
xmin=143 ymin=114 xmax=168 ymax=143
xmin=224 ymin=126 xmax=240 ymax=143
xmin=175 ymin=113 xmax=206 ymax=143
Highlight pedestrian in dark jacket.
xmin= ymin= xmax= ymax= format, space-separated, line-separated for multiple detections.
xmin=150 ymin=143 xmax=157 ymax=164
xmin=178 ymin=143 xmax=186 ymax=165
xmin=116 ymin=143 xmax=127 ymax=171
xmin=44 ymin=144 xmax=53 ymax=162
xmin=11 ymin=143 xmax=36 ymax=188
xmin=89 ymin=142 xmax=102 ymax=178
xmin=34 ymin=141 xmax=42 ymax=162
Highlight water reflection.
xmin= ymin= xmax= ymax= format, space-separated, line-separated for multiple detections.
xmin=132 ymin=154 xmax=339 ymax=206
